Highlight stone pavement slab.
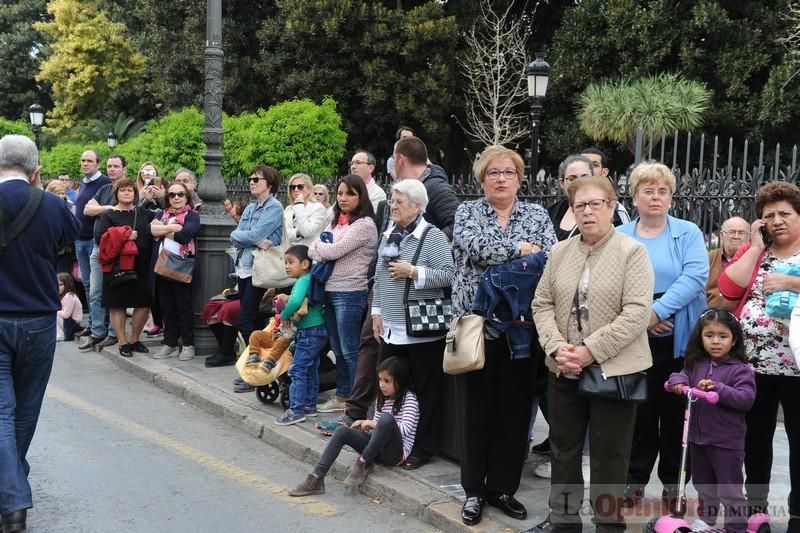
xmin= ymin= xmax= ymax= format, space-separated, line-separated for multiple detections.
xmin=94 ymin=340 xmax=793 ymax=532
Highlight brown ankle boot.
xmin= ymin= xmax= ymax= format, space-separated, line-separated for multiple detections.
xmin=343 ymin=458 xmax=373 ymax=493
xmin=288 ymin=473 xmax=325 ymax=497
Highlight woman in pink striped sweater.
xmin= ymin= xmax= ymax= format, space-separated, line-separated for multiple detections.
xmin=309 ymin=174 xmax=378 ymax=412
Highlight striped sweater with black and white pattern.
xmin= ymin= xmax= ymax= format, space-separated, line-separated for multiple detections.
xmin=372 ymin=391 xmax=419 ymax=463
xmin=372 ymin=219 xmax=455 ymax=324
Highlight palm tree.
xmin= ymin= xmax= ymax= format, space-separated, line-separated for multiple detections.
xmin=72 ymin=112 xmax=147 ymax=143
xmin=578 ymin=73 xmax=712 ymax=154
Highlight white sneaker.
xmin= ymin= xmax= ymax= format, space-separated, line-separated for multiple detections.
xmin=179 ymin=345 xmax=195 ymax=361
xmin=153 ymin=345 xmax=179 ymax=359
xmin=534 ymin=461 xmax=551 ymax=479
xmin=317 ymin=397 xmax=346 ymax=413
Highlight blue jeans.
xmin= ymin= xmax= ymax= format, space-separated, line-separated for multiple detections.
xmin=74 ymin=239 xmax=94 ymax=330
xmin=0 ymin=314 xmax=56 ymax=515
xmin=287 ymin=325 xmax=327 ymax=415
xmin=324 ymin=290 xmax=367 ymax=398
xmin=89 ymin=246 xmax=110 ymax=339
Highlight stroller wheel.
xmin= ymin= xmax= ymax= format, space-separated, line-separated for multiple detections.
xmin=255 ymin=382 xmax=280 ymax=404
xmin=643 ymin=518 xmax=657 ymax=533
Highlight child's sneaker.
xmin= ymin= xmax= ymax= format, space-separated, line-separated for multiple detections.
xmin=288 ymin=473 xmax=325 ymax=497
xmin=343 ymin=457 xmax=373 ymax=493
xmin=245 ymin=351 xmax=260 ymax=366
xmin=275 ymin=409 xmax=306 ymax=426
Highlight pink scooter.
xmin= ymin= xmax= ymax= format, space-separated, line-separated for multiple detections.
xmin=646 ymin=383 xmax=770 ymax=533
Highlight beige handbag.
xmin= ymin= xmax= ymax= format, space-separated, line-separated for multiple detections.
xmin=252 ymin=224 xmax=295 ymax=289
xmin=443 ymin=314 xmax=485 ymax=375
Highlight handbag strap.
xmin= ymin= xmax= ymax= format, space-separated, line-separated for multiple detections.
xmin=403 ymin=225 xmax=433 ymax=302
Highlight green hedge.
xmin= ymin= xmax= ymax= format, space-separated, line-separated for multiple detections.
xmin=0 ymin=118 xmax=33 ymax=139
xmin=36 ymin=98 xmax=347 ymax=183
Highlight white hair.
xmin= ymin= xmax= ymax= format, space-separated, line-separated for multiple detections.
xmin=0 ymin=135 xmax=38 ymax=175
xmin=391 ymin=179 xmax=428 ymax=211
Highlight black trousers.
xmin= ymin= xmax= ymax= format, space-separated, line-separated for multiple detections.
xmin=378 ymin=337 xmax=445 ymax=460
xmin=344 ymin=291 xmax=379 ymax=421
xmin=627 ymin=335 xmax=686 ymax=488
xmin=455 ymin=336 xmax=534 ymax=499
xmin=745 ymin=373 xmax=800 ymax=516
xmin=157 ymin=277 xmax=194 ymax=347
xmin=548 ymin=374 xmax=637 ymax=532
xmin=237 ymin=276 xmax=267 ymax=344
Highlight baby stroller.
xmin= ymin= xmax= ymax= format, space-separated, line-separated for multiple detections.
xmin=254 ymin=343 xmax=338 ymax=409
xmin=646 ymin=383 xmax=770 ymax=533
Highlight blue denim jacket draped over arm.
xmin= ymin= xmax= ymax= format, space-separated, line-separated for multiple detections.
xmin=471 ymin=252 xmax=547 ymax=358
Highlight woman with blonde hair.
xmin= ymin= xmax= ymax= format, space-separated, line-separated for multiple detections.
xmin=285 ymin=173 xmax=328 ymax=247
xmin=136 ymin=161 xmax=165 ymax=210
xmin=617 ymin=161 xmax=708 ymax=508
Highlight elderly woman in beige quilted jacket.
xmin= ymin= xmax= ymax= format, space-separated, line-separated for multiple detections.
xmin=529 ymin=176 xmax=654 ymax=533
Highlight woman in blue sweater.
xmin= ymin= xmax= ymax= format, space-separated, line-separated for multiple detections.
xmin=617 ymin=161 xmax=709 ymax=508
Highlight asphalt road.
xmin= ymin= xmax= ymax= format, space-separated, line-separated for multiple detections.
xmin=23 ymin=342 xmax=439 ymax=533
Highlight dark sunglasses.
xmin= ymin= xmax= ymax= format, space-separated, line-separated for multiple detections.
xmin=168 ymin=191 xmax=186 ymax=198
xmin=289 ymin=184 xmax=305 ymax=191
xmin=249 ymin=176 xmax=262 ymax=183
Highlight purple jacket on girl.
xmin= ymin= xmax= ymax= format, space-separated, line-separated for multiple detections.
xmin=667 ymin=357 xmax=756 ymax=450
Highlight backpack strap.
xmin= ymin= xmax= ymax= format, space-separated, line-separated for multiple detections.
xmin=0 ymin=187 xmax=44 ymax=254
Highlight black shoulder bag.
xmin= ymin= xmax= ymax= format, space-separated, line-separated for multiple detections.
xmin=574 ymin=283 xmax=648 ymax=403
xmin=0 ymin=187 xmax=48 ymax=259
xmin=403 ymin=226 xmax=454 ymax=337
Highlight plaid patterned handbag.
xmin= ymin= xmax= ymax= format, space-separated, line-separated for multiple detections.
xmin=403 ymin=226 xmax=453 ymax=337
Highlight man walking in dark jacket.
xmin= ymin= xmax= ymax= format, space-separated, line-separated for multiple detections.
xmin=0 ymin=134 xmax=80 ymax=532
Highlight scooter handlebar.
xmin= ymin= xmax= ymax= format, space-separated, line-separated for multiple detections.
xmin=663 ymin=381 xmax=720 ymax=404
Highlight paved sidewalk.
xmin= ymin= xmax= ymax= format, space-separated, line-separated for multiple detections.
xmin=93 ymin=341 xmax=792 ymax=533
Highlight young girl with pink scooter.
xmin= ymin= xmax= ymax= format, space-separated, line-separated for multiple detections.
xmin=666 ymin=308 xmax=759 ymax=533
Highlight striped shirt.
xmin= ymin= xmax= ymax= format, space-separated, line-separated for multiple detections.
xmin=371 ymin=219 xmax=454 ymax=343
xmin=372 ymin=391 xmax=419 ymax=463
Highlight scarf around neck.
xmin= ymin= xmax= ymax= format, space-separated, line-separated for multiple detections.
xmin=160 ymin=204 xmax=196 ymax=256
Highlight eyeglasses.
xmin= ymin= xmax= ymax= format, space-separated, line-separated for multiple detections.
xmin=486 ymin=169 xmax=518 ymax=181
xmin=314 ymin=192 xmax=325 ymax=197
xmin=573 ymin=199 xmax=609 ymax=212
xmin=351 ymin=160 xmax=370 ymax=166
xmin=289 ymin=184 xmax=305 ymax=191
xmin=249 ymin=176 xmax=262 ymax=183
xmin=168 ymin=191 xmax=186 ymax=198
xmin=721 ymin=229 xmax=749 ymax=237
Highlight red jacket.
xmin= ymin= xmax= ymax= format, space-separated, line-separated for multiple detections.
xmin=717 ymin=242 xmax=768 ymax=317
xmin=99 ymin=226 xmax=139 ymax=273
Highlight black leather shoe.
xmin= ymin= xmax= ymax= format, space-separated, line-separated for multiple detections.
xmin=205 ymin=354 xmax=235 ymax=368
xmin=2 ymin=508 xmax=27 ymax=533
xmin=488 ymin=493 xmax=527 ymax=520
xmin=402 ymin=454 xmax=429 ymax=470
xmin=521 ymin=518 xmax=582 ymax=533
xmin=75 ymin=327 xmax=91 ymax=338
xmin=129 ymin=341 xmax=149 ymax=353
xmin=461 ymin=496 xmax=485 ymax=526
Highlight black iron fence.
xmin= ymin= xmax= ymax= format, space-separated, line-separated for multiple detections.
xmin=225 ymin=126 xmax=800 ymax=240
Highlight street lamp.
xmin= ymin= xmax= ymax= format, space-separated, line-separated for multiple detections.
xmin=107 ymin=132 xmax=117 ymax=149
xmin=526 ymin=53 xmax=550 ymax=178
xmin=28 ymin=103 xmax=44 ymax=149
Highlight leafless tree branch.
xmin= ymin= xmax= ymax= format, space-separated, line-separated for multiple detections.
xmin=458 ymin=0 xmax=535 ymax=147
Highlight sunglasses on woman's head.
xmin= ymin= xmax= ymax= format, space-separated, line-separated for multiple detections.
xmin=168 ymin=191 xmax=186 ymax=198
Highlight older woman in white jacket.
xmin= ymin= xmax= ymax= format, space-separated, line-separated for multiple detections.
xmin=284 ymin=173 xmax=328 ymax=247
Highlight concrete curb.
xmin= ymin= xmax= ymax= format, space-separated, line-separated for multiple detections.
xmin=96 ymin=345 xmax=519 ymax=533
